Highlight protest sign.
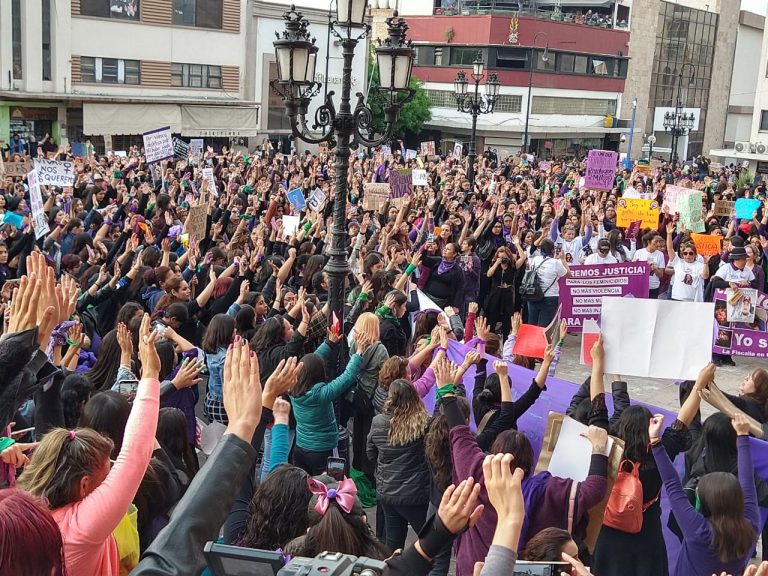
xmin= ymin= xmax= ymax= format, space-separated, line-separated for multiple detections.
xmin=548 ymin=417 xmax=614 ymax=482
xmin=725 ymin=288 xmax=758 ymax=323
xmin=390 ymin=169 xmax=413 ymax=198
xmin=513 ymin=308 xmax=561 ymax=358
xmin=602 ymin=297 xmax=714 ymax=380
xmin=71 ymin=142 xmax=88 ymax=157
xmin=173 ymin=138 xmax=190 ymax=159
xmin=420 ymin=141 xmax=435 ymax=157
xmin=190 ymin=139 xmax=204 ymax=164
xmin=142 ymin=126 xmax=174 ymax=163
xmin=412 ymin=169 xmax=428 ymax=186
xmin=712 ymin=289 xmax=768 ymax=358
xmin=2 ymin=212 xmax=23 ymax=229
xmin=1 ymin=161 xmax=32 ymax=177
xmin=362 ymin=183 xmax=391 ymax=211
xmin=677 ymin=190 xmax=705 ymax=232
xmin=690 ymin=233 xmax=721 ymax=257
xmin=405 ymin=149 xmax=417 ymax=161
xmin=201 ymin=167 xmax=217 ymax=198
xmin=282 ymin=215 xmax=300 ymax=237
xmin=381 ymin=145 xmax=391 ymax=157
xmin=103 ymin=135 xmax=113 ymax=153
xmin=27 ymin=170 xmax=50 ymax=240
xmin=636 ymin=164 xmax=651 ymax=176
xmin=559 ymin=263 xmax=649 ymax=331
xmin=661 ymin=184 xmax=692 ymax=213
xmin=625 ymin=220 xmax=641 ymax=240
xmin=539 ymin=161 xmax=551 ymax=173
xmin=286 ymin=188 xmax=306 ymax=211
xmin=307 ymin=188 xmax=327 ymax=212
xmin=33 ymin=159 xmax=75 ymax=186
xmin=452 ymin=142 xmax=462 ymax=159
xmin=713 ymin=199 xmax=735 ymax=217
xmin=580 ymin=319 xmax=601 ymax=365
xmin=616 ymin=198 xmax=660 ymax=229
xmin=584 ymin=150 xmax=618 ymax=190
xmin=735 ymin=198 xmax=762 ymax=219
xmin=185 ymin=204 xmax=208 ymax=241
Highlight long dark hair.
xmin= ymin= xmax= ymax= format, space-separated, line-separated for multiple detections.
xmin=239 ymin=465 xmax=311 ymax=550
xmin=698 ymin=471 xmax=757 ymax=562
xmin=156 ymin=407 xmax=199 ymax=479
xmin=473 ymin=373 xmax=500 ymax=424
xmin=202 ymin=314 xmax=236 ymax=354
xmin=613 ymin=405 xmax=653 ymax=463
xmin=61 ymin=374 xmax=94 ymax=429
xmin=301 ymin=255 xmax=325 ymax=289
xmin=425 ymin=398 xmax=470 ymax=492
xmin=688 ymin=413 xmax=737 ymax=474
xmin=78 ymin=391 xmax=131 ymax=459
xmin=251 ymin=317 xmax=285 ymax=353
xmin=291 ymin=354 xmax=326 ymax=398
xmin=490 ymin=430 xmax=534 ymax=477
xmin=86 ymin=330 xmax=121 ymax=391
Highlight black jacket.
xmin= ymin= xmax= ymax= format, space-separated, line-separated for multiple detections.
xmin=367 ymin=413 xmax=430 ymax=506
xmin=379 ymin=316 xmax=407 ymax=357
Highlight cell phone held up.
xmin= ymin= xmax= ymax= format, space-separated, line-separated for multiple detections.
xmin=326 ymin=457 xmax=346 ymax=482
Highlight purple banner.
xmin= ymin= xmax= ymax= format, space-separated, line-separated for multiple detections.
xmin=712 ymin=288 xmax=768 ymax=358
xmin=584 ymin=149 xmax=618 ymax=191
xmin=390 ymin=168 xmax=413 ymax=198
xmin=559 ymin=263 xmax=650 ymax=331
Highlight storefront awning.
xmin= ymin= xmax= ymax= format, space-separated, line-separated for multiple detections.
xmin=180 ymin=105 xmax=259 ymax=137
xmin=83 ymin=103 xmax=183 ymax=135
xmin=83 ymin=103 xmax=260 ymax=137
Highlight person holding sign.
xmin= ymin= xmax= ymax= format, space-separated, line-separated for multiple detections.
xmin=633 ymin=232 xmax=666 ymax=299
xmin=665 ymin=222 xmax=709 ymax=302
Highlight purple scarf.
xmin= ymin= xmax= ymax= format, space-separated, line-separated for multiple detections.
xmin=437 ymin=258 xmax=457 ymax=275
xmin=520 ymin=471 xmax=551 ymax=551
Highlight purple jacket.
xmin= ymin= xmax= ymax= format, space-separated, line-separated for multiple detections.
xmin=447 ymin=399 xmax=608 ymax=576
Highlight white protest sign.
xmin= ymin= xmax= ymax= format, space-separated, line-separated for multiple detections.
xmin=282 ymin=215 xmax=300 ymax=237
xmin=142 ymin=126 xmax=174 ymax=163
xmin=307 ymin=188 xmax=327 ymax=212
xmin=548 ymin=417 xmax=614 ymax=482
xmin=190 ymin=139 xmax=204 ymax=164
xmin=201 ymin=167 xmax=218 ymax=198
xmin=412 ymin=169 xmax=428 ymax=187
xmin=601 ymin=297 xmax=714 ymax=380
xmin=33 ymin=159 xmax=75 ymax=186
xmin=453 ymin=142 xmax=463 ymax=159
xmin=27 ymin=170 xmax=50 ymax=240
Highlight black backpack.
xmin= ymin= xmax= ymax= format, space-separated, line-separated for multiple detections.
xmin=519 ymin=257 xmax=557 ymax=302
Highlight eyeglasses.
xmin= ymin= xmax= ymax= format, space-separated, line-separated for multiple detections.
xmin=682 ymin=251 xmax=695 ymax=256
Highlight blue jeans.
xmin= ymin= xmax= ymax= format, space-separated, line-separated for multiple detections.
xmin=527 ymin=296 xmax=559 ymax=327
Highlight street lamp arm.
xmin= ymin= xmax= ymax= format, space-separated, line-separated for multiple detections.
xmin=350 ymin=89 xmax=413 ymax=149
xmin=290 ymin=115 xmax=337 ymax=146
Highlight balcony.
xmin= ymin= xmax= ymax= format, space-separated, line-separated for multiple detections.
xmin=432 ymin=0 xmax=629 ymax=30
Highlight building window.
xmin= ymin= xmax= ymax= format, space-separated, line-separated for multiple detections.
xmin=450 ymin=47 xmax=482 ymax=66
xmin=434 ymin=47 xmax=443 ymax=66
xmin=495 ymin=47 xmax=528 ymax=70
xmin=79 ymin=57 xmax=140 ymax=84
xmin=532 ymin=96 xmax=616 ymax=115
xmin=535 ymin=49 xmax=554 ymax=71
xmin=574 ymin=55 xmax=588 ymax=74
xmin=171 ymin=63 xmax=223 ymax=88
xmin=172 ymin=0 xmax=223 ymax=29
xmin=557 ymin=53 xmax=575 ymax=73
xmin=761 ymin=111 xmax=768 ymax=132
xmin=268 ymin=62 xmax=291 ymax=130
xmin=80 ymin=0 xmax=140 ymax=20
xmin=12 ymin=0 xmax=22 ymax=80
xmin=42 ymin=0 xmax=52 ymax=81
xmin=591 ymin=59 xmax=609 ymax=75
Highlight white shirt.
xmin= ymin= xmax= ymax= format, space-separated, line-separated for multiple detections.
xmin=715 ymin=262 xmax=755 ymax=284
xmin=633 ymin=248 xmax=666 ymax=289
xmin=558 ymin=236 xmax=585 ymax=265
xmin=584 ymin=252 xmax=619 ymax=265
xmin=669 ymin=256 xmax=706 ymax=301
xmin=529 ymin=254 xmax=568 ymax=297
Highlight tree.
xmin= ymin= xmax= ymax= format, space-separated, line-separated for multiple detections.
xmin=367 ymin=52 xmax=431 ymax=138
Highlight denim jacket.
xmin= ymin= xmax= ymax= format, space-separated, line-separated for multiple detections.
xmin=205 ymin=347 xmax=227 ymax=401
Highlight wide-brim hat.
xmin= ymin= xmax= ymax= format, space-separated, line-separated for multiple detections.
xmin=729 ymin=246 xmax=748 ymax=261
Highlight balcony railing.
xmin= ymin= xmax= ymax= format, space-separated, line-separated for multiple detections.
xmin=433 ymin=1 xmax=629 ymax=30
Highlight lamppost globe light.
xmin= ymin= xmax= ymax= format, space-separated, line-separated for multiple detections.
xmin=473 ymin=55 xmax=484 ymax=79
xmin=647 ymin=135 xmax=656 ymax=144
xmin=375 ymin=15 xmax=415 ymax=92
xmin=336 ymin=0 xmax=368 ymax=26
xmin=487 ymin=72 xmax=500 ymax=100
xmin=454 ymin=70 xmax=468 ymax=98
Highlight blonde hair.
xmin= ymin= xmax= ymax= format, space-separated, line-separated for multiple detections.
xmin=354 ymin=312 xmax=380 ymax=342
xmin=385 ymin=379 xmax=429 ymax=446
xmin=18 ymin=428 xmax=113 ymax=510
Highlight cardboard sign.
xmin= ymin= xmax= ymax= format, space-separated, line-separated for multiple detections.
xmin=690 ymin=233 xmax=722 ymax=257
xmin=602 ymin=297 xmax=714 ymax=380
xmin=189 ymin=138 xmax=204 ymax=163
xmin=390 ymin=169 xmax=413 ymax=198
xmin=539 ymin=161 xmax=551 ymax=173
xmin=362 ymin=183 xmax=390 ymax=211
xmin=33 ymin=159 xmax=75 ymax=186
xmin=616 ymin=198 xmax=660 ymax=229
xmin=713 ymin=200 xmax=735 ymax=217
xmin=286 ymin=188 xmax=306 ymax=211
xmin=185 ymin=203 xmax=208 ymax=241
xmin=661 ymin=184 xmax=692 ymax=213
xmin=142 ymin=126 xmax=174 ymax=163
xmin=173 ymin=138 xmax=190 ymax=159
xmin=735 ymin=198 xmax=762 ymax=220
xmin=677 ymin=190 xmax=705 ymax=233
xmin=420 ymin=141 xmax=435 ymax=157
xmin=584 ymin=150 xmax=618 ymax=191
xmin=27 ymin=170 xmax=50 ymax=239
xmin=307 ymin=188 xmax=327 ymax=212
xmin=1 ymin=161 xmax=32 ymax=177
xmin=412 ymin=169 xmax=428 ymax=186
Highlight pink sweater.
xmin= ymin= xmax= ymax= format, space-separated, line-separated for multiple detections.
xmin=52 ymin=378 xmax=160 ymax=576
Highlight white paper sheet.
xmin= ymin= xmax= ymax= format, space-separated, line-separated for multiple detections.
xmin=601 ymin=297 xmax=714 ymax=380
xmin=282 ymin=215 xmax=300 ymax=237
xmin=548 ymin=417 xmax=613 ymax=482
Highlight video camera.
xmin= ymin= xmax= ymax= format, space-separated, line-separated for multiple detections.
xmin=205 ymin=543 xmax=386 ymax=576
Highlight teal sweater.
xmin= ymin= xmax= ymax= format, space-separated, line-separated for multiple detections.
xmin=291 ymin=342 xmax=363 ymax=452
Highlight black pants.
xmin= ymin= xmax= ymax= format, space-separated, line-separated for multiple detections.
xmin=381 ymin=501 xmax=428 ymax=551
xmin=649 ymin=288 xmax=660 ymax=299
xmin=293 ymin=445 xmax=333 ymax=476
xmin=352 ymin=409 xmax=375 ymax=482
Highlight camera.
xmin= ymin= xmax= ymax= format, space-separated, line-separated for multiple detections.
xmin=279 ymin=552 xmax=385 ymax=576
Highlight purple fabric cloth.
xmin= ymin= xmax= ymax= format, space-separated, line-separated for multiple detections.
xmin=436 ymin=258 xmax=457 ymax=276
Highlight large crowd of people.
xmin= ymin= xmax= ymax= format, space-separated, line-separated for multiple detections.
xmin=1 ymin=139 xmax=768 ymax=576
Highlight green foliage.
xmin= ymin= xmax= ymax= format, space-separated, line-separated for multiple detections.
xmin=736 ymin=170 xmax=754 ymax=191
xmin=367 ymin=51 xmax=431 ymax=137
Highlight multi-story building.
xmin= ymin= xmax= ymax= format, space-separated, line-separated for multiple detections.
xmin=0 ymin=0 xmax=256 ymax=153
xmin=397 ymin=0 xmax=632 ymax=158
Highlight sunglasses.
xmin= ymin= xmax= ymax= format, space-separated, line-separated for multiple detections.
xmin=682 ymin=251 xmax=695 ymax=256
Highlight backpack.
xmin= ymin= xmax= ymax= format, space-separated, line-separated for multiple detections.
xmin=519 ymin=257 xmax=556 ymax=302
xmin=603 ymin=460 xmax=659 ymax=534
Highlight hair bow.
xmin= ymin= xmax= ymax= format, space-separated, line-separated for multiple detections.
xmin=307 ymin=477 xmax=357 ymax=516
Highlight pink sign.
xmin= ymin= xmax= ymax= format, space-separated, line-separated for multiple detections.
xmin=584 ymin=149 xmax=618 ymax=191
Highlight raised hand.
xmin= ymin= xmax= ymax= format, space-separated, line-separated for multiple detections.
xmin=138 ymin=314 xmax=161 ymax=380
xmin=732 ymin=413 xmax=751 ymax=437
xmin=222 ymin=337 xmax=263 ymax=439
xmin=172 ymin=357 xmax=206 ymax=390
xmin=263 ymin=356 xmax=302 ymax=408
xmin=436 ymin=477 xmax=484 ymax=534
xmin=482 ymin=453 xmax=524 ymax=532
xmin=648 ymin=413 xmax=665 ymax=441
